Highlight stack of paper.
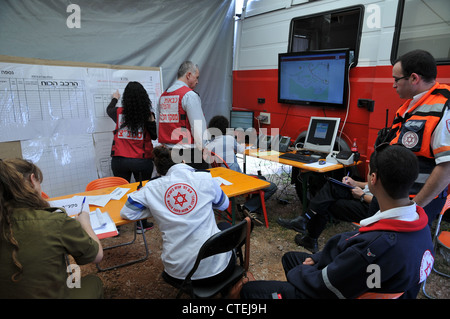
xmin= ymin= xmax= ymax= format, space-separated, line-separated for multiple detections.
xmin=48 ymin=187 xmax=125 ymax=238
xmin=48 ymin=187 xmax=131 ymax=215
xmin=90 ymin=209 xmax=118 ymax=239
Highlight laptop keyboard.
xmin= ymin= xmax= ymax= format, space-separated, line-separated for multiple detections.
xmin=278 ymin=152 xmax=320 ymax=163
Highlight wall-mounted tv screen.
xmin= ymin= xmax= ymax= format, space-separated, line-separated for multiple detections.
xmin=278 ymin=49 xmax=350 ymax=108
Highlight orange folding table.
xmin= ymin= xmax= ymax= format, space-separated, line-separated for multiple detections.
xmin=48 ymin=167 xmax=270 ymax=270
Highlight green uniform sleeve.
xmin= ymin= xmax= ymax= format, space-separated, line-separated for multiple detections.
xmin=60 ymin=216 xmax=99 ymax=265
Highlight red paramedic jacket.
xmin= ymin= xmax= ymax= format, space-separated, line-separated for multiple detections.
xmin=158 ymin=86 xmax=194 ymax=145
xmin=111 ymin=107 xmax=153 ymax=159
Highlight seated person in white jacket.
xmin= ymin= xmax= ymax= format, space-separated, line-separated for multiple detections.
xmin=120 ymin=146 xmax=235 ymax=285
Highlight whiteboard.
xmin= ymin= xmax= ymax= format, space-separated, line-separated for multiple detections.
xmin=0 ymin=56 xmax=163 ymax=197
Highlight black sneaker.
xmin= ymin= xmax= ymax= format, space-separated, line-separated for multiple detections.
xmin=294 ymin=233 xmax=318 ymax=253
xmin=277 ymin=216 xmax=308 ymax=233
xmin=136 ymin=220 xmax=154 ymax=234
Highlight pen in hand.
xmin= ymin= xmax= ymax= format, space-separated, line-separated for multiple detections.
xmin=78 ymin=196 xmax=86 ymax=216
xmin=344 ymin=172 xmax=350 ymax=183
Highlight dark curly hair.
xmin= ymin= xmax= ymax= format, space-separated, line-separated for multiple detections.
xmin=208 ymin=115 xmax=229 ymax=135
xmin=152 ymin=146 xmax=176 ymax=176
xmin=121 ymin=81 xmax=152 ymax=135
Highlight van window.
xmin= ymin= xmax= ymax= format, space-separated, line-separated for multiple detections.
xmin=394 ymin=0 xmax=449 ymax=63
xmin=289 ymin=7 xmax=363 ymax=64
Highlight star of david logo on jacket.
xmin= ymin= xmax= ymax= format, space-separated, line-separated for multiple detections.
xmin=173 ymin=192 xmax=188 ymax=207
xmin=164 ymin=183 xmax=198 ymax=215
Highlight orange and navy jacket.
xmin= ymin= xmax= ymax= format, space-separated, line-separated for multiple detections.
xmin=389 ymin=82 xmax=449 ymax=193
xmin=111 ymin=107 xmax=154 ymax=159
xmin=158 ymin=86 xmax=194 ymax=145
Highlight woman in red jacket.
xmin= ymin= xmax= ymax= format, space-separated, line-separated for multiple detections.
xmin=107 ymin=81 xmax=157 ymax=232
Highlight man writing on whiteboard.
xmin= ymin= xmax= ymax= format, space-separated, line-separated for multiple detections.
xmin=157 ymin=61 xmax=209 ymax=169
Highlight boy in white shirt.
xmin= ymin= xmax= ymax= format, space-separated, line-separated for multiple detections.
xmin=205 ymin=115 xmax=278 ymax=225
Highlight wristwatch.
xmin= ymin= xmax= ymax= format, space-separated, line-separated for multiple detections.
xmin=360 ymin=194 xmax=365 ymax=202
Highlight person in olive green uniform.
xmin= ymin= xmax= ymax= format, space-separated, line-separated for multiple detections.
xmin=0 ymin=158 xmax=104 ymax=299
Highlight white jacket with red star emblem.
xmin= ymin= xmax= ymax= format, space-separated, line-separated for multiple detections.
xmin=120 ymin=163 xmax=230 ymax=280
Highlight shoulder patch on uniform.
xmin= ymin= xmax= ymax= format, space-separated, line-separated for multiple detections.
xmin=361 ymin=232 xmax=397 ymax=263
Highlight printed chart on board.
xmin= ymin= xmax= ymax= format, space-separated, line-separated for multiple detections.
xmin=0 ymin=61 xmax=162 ymax=142
xmin=0 ymin=58 xmax=162 ymax=196
xmin=87 ymin=67 xmax=162 ymax=132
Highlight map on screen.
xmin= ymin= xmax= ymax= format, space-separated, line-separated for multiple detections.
xmin=278 ymin=50 xmax=349 ymax=107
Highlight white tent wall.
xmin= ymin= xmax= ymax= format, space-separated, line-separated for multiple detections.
xmin=0 ymin=0 xmax=235 ymax=122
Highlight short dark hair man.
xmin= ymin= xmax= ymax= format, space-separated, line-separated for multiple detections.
xmin=382 ymin=50 xmax=450 ymax=221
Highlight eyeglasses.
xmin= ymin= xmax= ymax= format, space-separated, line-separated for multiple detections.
xmin=393 ymin=75 xmax=410 ymax=83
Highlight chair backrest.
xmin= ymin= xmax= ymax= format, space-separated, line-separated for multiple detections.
xmin=432 ymin=184 xmax=450 ymax=242
xmin=209 ymin=151 xmax=230 ymax=169
xmin=185 ymin=217 xmax=251 ymax=281
xmin=438 ymin=231 xmax=450 ymax=248
xmin=85 ymin=176 xmax=129 ymax=191
xmin=41 ymin=191 xmax=50 ymax=199
xmin=434 ymin=185 xmax=450 ymax=248
xmin=440 ymin=185 xmax=450 ymax=218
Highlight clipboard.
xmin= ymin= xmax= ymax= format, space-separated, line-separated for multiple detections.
xmin=327 ymin=177 xmax=355 ymax=189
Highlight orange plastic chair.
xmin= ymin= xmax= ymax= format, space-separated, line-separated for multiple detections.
xmin=209 ymin=151 xmax=269 ymax=228
xmin=357 ymin=292 xmax=403 ymax=299
xmin=85 ymin=176 xmax=129 ymax=191
xmin=422 ymin=184 xmax=450 ymax=299
xmin=41 ymin=191 xmax=50 ymax=199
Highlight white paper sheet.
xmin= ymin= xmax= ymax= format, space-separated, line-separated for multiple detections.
xmin=110 ymin=187 xmax=130 ymax=200
xmin=213 ymin=176 xmax=232 ymax=186
xmin=90 ymin=208 xmax=107 ymax=230
xmin=92 ymin=210 xmax=117 ymax=237
xmin=48 ymin=195 xmax=85 ymax=216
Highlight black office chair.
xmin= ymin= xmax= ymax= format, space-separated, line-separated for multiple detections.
xmin=163 ymin=217 xmax=252 ymax=299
